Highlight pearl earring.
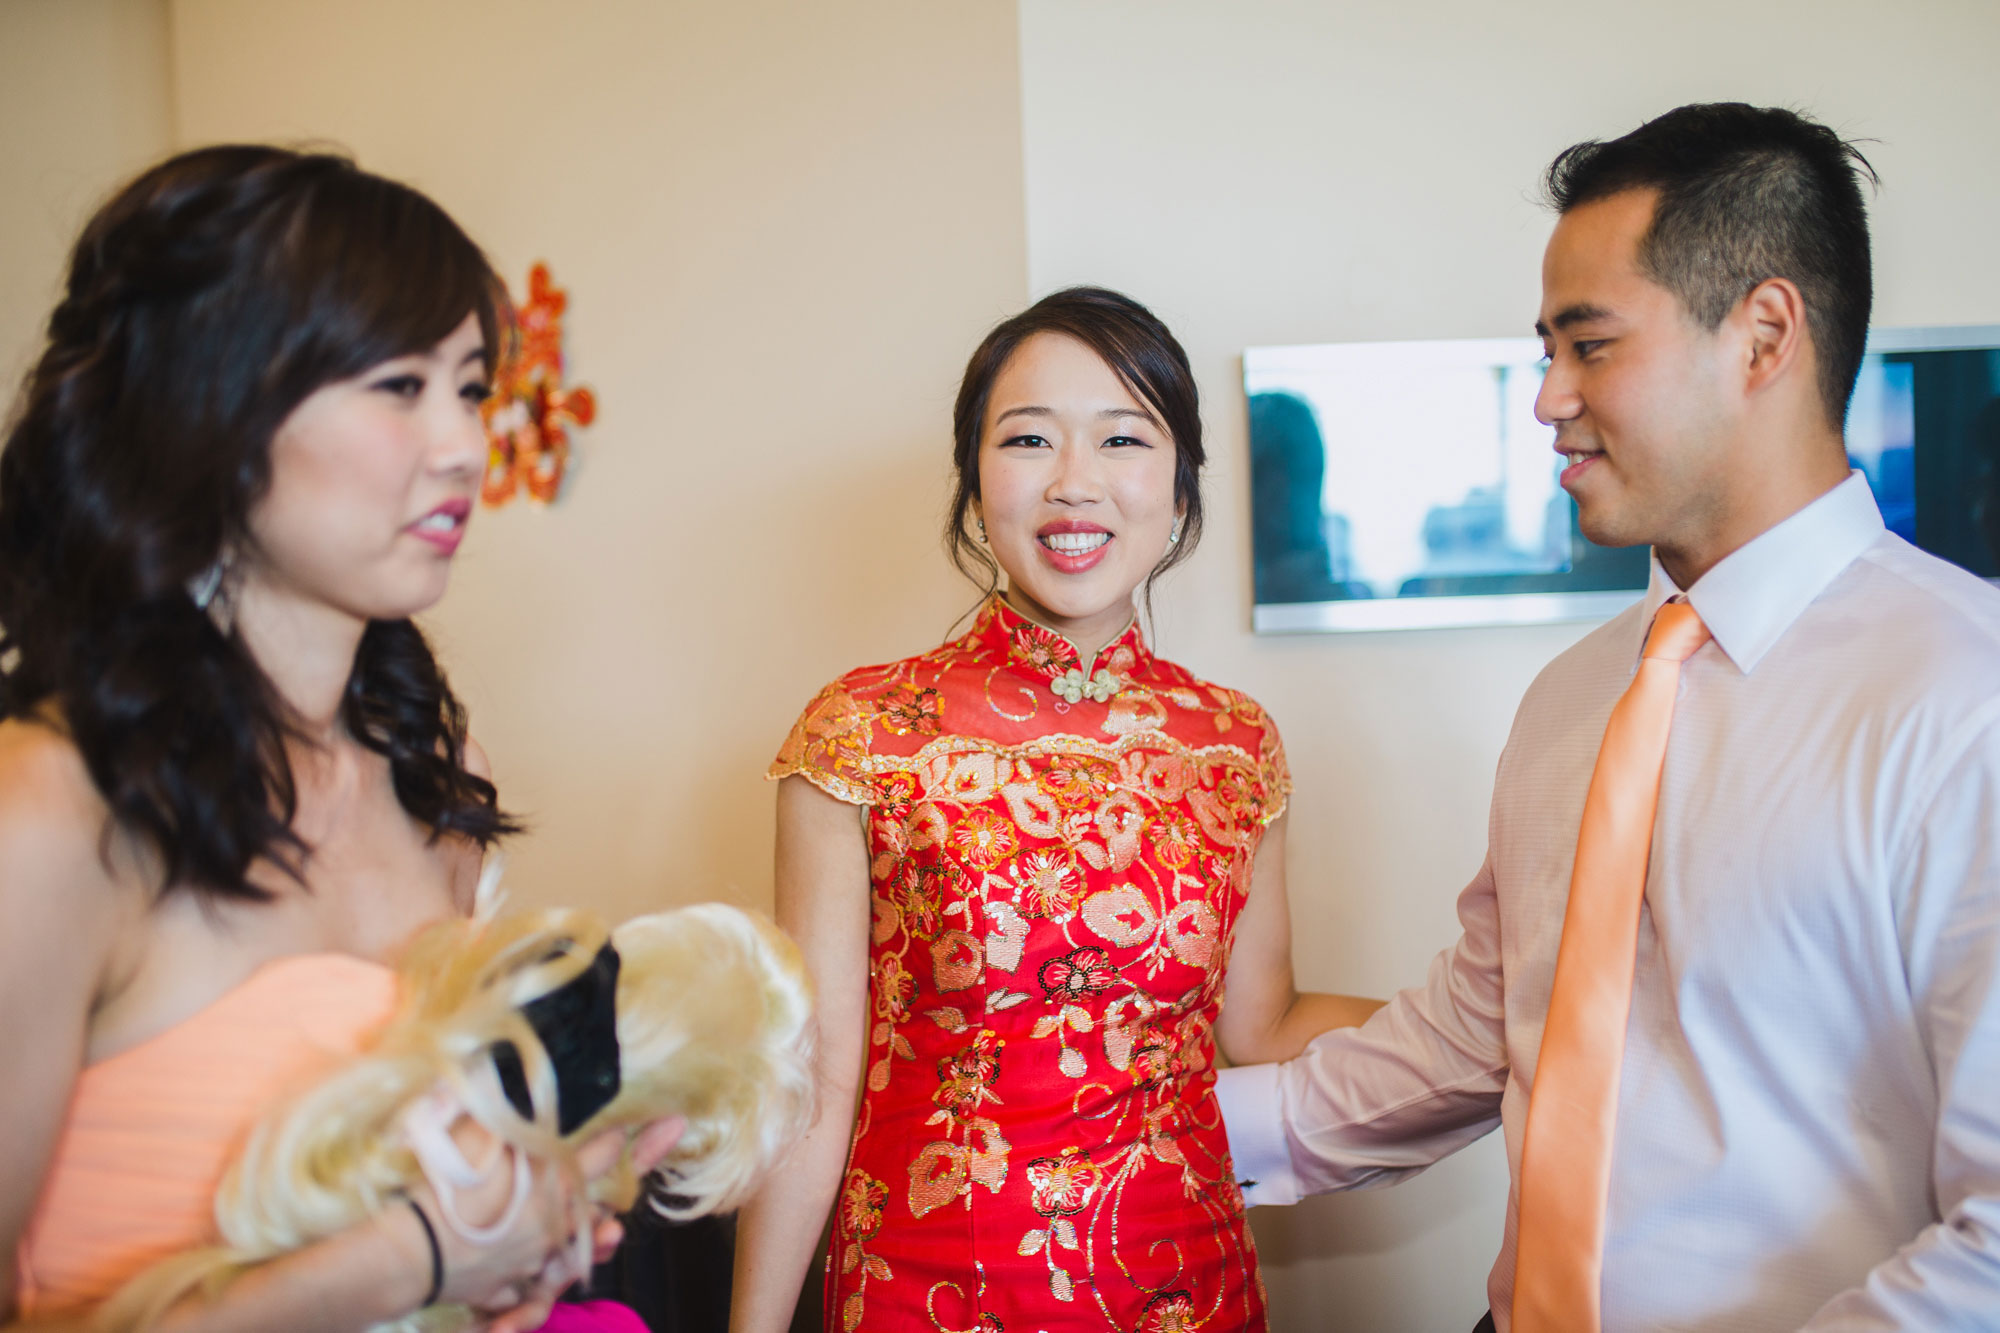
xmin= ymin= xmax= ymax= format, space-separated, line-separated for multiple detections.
xmin=1168 ymin=520 xmax=1183 ymax=545
xmin=977 ymin=516 xmax=988 ymax=544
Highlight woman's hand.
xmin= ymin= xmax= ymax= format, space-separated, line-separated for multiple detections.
xmin=474 ymin=1116 xmax=686 ymax=1333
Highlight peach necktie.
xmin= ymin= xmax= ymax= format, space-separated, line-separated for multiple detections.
xmin=1512 ymin=599 xmax=1710 ymax=1333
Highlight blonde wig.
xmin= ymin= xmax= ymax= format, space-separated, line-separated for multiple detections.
xmin=97 ymin=902 xmax=815 ymax=1332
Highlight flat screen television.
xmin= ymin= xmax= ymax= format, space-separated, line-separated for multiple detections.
xmin=1244 ymin=325 xmax=2000 ymax=632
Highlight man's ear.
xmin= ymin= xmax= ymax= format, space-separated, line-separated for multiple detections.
xmin=1740 ymin=276 xmax=1809 ymax=398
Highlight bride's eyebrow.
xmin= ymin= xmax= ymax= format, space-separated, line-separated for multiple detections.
xmin=1097 ymin=407 xmax=1161 ymax=427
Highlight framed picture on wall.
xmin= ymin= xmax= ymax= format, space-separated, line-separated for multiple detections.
xmin=1244 ymin=325 xmax=2000 ymax=633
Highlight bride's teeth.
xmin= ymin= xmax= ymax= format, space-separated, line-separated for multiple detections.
xmin=1042 ymin=531 xmax=1110 ymax=554
xmin=418 ymin=512 xmax=459 ymax=532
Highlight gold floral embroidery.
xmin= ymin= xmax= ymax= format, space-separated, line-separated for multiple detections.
xmin=1008 ymin=619 xmax=1079 ymax=676
xmin=1102 ymin=685 xmax=1168 ymax=736
xmin=911 ymin=1029 xmax=1013 ymax=1222
xmin=1037 ymin=753 xmax=1116 ymax=810
xmin=888 ymin=859 xmax=955 ymax=941
xmin=770 ymin=680 xmax=876 ymax=804
xmin=1027 ymin=1146 xmax=1100 ymax=1216
xmin=1161 ymin=899 xmax=1220 ymax=970
xmin=1018 ymin=1147 xmax=1099 ymax=1303
xmin=880 ymin=682 xmax=945 ymax=736
xmin=930 ymin=930 xmax=982 ymax=992
xmin=982 ymin=900 xmax=1030 ymax=973
xmin=908 ymin=1141 xmax=969 ymax=1220
xmin=842 ymin=1171 xmax=888 ymax=1240
xmin=1037 ymin=946 xmax=1119 ymax=1002
xmin=1138 ymin=1290 xmax=1204 ymax=1333
xmin=874 ymin=953 xmax=916 ymax=1022
xmin=836 ymin=1171 xmax=893 ymax=1331
xmin=1081 ymin=885 xmax=1156 ymax=949
xmin=768 ymin=596 xmax=1281 ymax=1331
xmin=932 ymin=1028 xmax=1004 ymax=1121
xmin=1008 ymin=849 xmax=1081 ymax=922
xmin=1146 ymin=808 xmax=1202 ymax=869
xmin=951 ymin=807 xmax=1019 ymax=869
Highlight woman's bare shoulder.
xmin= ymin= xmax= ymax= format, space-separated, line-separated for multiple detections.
xmin=0 ymin=717 xmax=131 ymax=903
xmin=0 ymin=720 xmax=138 ymax=1304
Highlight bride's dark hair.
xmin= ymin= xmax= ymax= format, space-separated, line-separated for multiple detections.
xmin=0 ymin=144 xmax=518 ymax=901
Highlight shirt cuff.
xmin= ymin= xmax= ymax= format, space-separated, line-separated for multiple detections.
xmin=1215 ymin=1062 xmax=1303 ymax=1207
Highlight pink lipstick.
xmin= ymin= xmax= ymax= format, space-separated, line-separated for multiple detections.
xmin=1036 ymin=519 xmax=1113 ymax=575
xmin=407 ymin=498 xmax=472 ymax=556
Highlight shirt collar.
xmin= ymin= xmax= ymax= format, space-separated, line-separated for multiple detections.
xmin=1642 ymin=470 xmax=1885 ymax=674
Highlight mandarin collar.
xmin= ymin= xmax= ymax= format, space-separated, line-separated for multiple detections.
xmin=1640 ymin=470 xmax=1886 ymax=674
xmin=973 ymin=594 xmax=1151 ymax=685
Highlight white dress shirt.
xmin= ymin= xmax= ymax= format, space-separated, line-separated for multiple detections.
xmin=1218 ymin=474 xmax=2000 ymax=1330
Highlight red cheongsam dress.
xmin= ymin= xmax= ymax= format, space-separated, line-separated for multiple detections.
xmin=771 ymin=596 xmax=1287 ymax=1333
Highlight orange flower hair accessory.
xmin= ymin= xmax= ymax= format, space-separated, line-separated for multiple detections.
xmin=482 ymin=263 xmax=597 ymax=506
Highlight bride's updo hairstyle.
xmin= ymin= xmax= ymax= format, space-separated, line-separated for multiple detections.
xmin=944 ymin=286 xmax=1206 ymax=606
xmin=0 ymin=144 xmax=517 ymax=900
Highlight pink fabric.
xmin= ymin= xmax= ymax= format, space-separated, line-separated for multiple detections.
xmin=533 ymin=1301 xmax=651 ymax=1333
xmin=16 ymin=954 xmax=398 ymax=1317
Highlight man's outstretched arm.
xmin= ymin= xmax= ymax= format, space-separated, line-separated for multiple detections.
xmin=1217 ymin=853 xmax=1510 ymax=1205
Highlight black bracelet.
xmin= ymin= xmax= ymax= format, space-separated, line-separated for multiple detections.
xmin=404 ymin=1196 xmax=445 ymax=1308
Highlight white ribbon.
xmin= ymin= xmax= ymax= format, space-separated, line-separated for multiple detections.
xmin=401 ymin=1084 xmax=532 ymax=1246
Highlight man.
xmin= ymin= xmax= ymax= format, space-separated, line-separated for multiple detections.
xmin=1218 ymin=103 xmax=2000 ymax=1331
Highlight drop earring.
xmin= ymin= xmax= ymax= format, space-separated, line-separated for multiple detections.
xmin=188 ymin=562 xmax=225 ymax=610
xmin=1168 ymin=519 xmax=1184 ymax=545
xmin=187 ymin=546 xmax=238 ymax=635
xmin=977 ymin=516 xmax=988 ymax=544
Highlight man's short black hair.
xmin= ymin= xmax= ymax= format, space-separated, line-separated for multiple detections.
xmin=1545 ymin=103 xmax=1877 ymax=427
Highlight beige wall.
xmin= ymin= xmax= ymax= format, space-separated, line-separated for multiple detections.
xmin=0 ymin=0 xmax=170 ymax=392
xmin=166 ymin=0 xmax=1030 ymax=921
xmin=1017 ymin=1 xmax=2000 ymax=1329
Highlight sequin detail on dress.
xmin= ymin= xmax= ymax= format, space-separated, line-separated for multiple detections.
xmin=772 ymin=597 xmax=1286 ymax=1332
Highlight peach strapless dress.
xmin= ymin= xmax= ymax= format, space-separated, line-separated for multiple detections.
xmin=15 ymin=953 xmax=398 ymax=1318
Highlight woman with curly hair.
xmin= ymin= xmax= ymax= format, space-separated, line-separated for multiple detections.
xmin=732 ymin=288 xmax=1381 ymax=1333
xmin=0 ymin=145 xmax=674 ymax=1333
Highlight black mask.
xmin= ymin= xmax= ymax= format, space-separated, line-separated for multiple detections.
xmin=490 ymin=940 xmax=623 ymax=1134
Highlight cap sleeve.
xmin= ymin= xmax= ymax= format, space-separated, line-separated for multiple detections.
xmin=768 ymin=678 xmax=878 ymax=806
xmin=1257 ymin=713 xmax=1291 ymax=826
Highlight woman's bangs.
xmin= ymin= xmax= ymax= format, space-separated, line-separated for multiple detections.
xmin=304 ymin=178 xmax=506 ymax=383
